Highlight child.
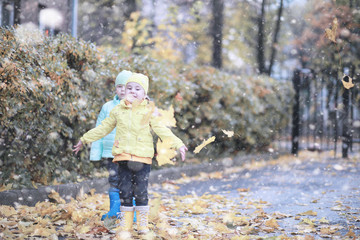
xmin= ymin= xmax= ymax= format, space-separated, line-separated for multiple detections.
xmin=89 ymin=70 xmax=132 ymax=220
xmin=73 ymin=73 xmax=187 ymax=234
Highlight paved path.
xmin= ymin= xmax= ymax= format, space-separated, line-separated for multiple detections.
xmin=165 ymin=154 xmax=360 ymax=237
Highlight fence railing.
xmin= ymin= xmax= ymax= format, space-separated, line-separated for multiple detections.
xmin=276 ymin=69 xmax=360 ymax=158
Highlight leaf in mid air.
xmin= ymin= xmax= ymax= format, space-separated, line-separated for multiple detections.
xmin=194 ymin=136 xmax=216 ymax=154
xmin=325 ymin=18 xmax=338 ymax=43
xmin=222 ymin=129 xmax=234 ymax=137
xmin=341 ymin=75 xmax=354 ymax=89
xmin=156 ymin=139 xmax=177 ymax=166
xmin=157 ymin=105 xmax=176 ymax=127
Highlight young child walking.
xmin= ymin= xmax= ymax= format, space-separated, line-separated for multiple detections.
xmin=89 ymin=70 xmax=132 ymax=220
xmin=73 ymin=73 xmax=187 ymax=234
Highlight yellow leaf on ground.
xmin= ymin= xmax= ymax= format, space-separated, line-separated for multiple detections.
xmin=301 ymin=218 xmax=315 ymax=226
xmin=208 ymin=171 xmax=223 ymax=179
xmin=319 ymin=217 xmax=329 ymax=224
xmin=32 ymin=225 xmax=57 ymax=237
xmin=299 ymin=210 xmax=317 ymax=216
xmin=194 ymin=136 xmax=216 ymax=154
xmin=0 ymin=206 xmax=17 ymax=217
xmin=237 ymin=188 xmax=249 ymax=192
xmin=0 ymin=183 xmax=13 ymax=192
xmin=31 ymin=181 xmax=38 ymax=189
xmin=223 ymin=212 xmax=249 ymax=226
xmin=320 ymin=227 xmax=331 ymax=235
xmin=265 ymin=218 xmax=279 ymax=229
xmin=209 ymin=222 xmax=233 ymax=233
xmin=48 ymin=190 xmax=65 ymax=204
xmin=149 ymin=197 xmax=161 ymax=221
xmin=345 ymin=227 xmax=356 ymax=238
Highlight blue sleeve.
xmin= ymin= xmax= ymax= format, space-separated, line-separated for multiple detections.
xmin=89 ymin=105 xmax=107 ymax=161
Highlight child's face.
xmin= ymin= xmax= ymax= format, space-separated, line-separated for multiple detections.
xmin=115 ymin=84 xmax=126 ymax=99
xmin=125 ymin=82 xmax=146 ymax=103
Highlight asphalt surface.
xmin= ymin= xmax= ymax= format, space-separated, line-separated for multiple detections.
xmin=0 ymin=153 xmax=279 ymax=207
xmin=169 ymin=155 xmax=360 ymax=237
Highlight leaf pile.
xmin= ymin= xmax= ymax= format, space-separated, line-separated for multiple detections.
xmin=1 ymin=150 xmax=358 ymax=239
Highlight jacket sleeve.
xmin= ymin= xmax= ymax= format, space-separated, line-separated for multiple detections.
xmin=150 ymin=115 xmax=184 ymax=150
xmin=89 ymin=105 xmax=107 ymax=161
xmin=81 ymin=108 xmax=117 ymax=145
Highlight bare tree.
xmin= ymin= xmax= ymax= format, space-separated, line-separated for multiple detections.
xmin=14 ymin=0 xmax=21 ymax=25
xmin=211 ymin=0 xmax=224 ymax=69
xmin=257 ymin=0 xmax=266 ymax=74
xmin=256 ymin=0 xmax=284 ymax=75
xmin=267 ymin=0 xmax=283 ymax=75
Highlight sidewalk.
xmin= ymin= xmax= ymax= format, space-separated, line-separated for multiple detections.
xmin=0 ymin=152 xmax=282 ymax=207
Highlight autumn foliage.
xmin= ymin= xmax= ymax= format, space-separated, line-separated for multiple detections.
xmin=0 ymin=26 xmax=294 ymax=189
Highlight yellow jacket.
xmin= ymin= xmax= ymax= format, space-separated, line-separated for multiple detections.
xmin=80 ymin=100 xmax=184 ymax=164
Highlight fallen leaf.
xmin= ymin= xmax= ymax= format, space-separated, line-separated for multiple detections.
xmin=298 ymin=210 xmax=317 ymax=216
xmin=272 ymin=212 xmax=292 ymax=219
xmin=345 ymin=226 xmax=356 ymax=238
xmin=237 ymin=188 xmax=249 ymax=192
xmin=319 ymin=217 xmax=329 ymax=224
xmin=194 ymin=136 xmax=216 ymax=154
xmin=48 ymin=190 xmax=66 ymax=204
xmin=87 ymin=226 xmax=110 ymax=234
xmin=265 ymin=218 xmax=279 ymax=229
xmin=0 ymin=183 xmax=13 ymax=192
xmin=301 ymin=218 xmax=315 ymax=226
xmin=0 ymin=206 xmax=17 ymax=217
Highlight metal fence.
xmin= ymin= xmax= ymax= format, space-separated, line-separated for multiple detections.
xmin=274 ymin=69 xmax=360 ymax=158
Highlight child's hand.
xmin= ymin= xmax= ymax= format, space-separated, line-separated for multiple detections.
xmin=179 ymin=145 xmax=188 ymax=161
xmin=73 ymin=140 xmax=83 ymax=154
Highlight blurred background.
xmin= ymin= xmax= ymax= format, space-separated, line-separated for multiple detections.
xmin=0 ymin=0 xmax=359 ymax=189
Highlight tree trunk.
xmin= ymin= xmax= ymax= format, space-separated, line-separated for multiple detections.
xmin=124 ymin=0 xmax=137 ymax=20
xmin=14 ymin=0 xmax=21 ymax=25
xmin=291 ymin=69 xmax=301 ymax=155
xmin=267 ymin=0 xmax=283 ymax=76
xmin=342 ymin=87 xmax=350 ymax=158
xmin=211 ymin=0 xmax=224 ymax=69
xmin=257 ymin=0 xmax=266 ymax=74
xmin=334 ymin=76 xmax=338 ymax=158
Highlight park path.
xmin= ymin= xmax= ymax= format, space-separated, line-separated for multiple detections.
xmin=151 ymin=151 xmax=360 ymax=239
xmin=1 ymin=151 xmax=359 ymax=239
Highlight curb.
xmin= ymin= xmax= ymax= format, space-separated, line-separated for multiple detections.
xmin=0 ymin=152 xmax=283 ymax=207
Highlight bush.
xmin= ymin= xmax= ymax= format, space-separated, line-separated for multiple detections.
xmin=0 ymin=27 xmax=294 ymax=189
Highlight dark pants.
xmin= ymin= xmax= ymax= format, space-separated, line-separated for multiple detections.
xmin=105 ymin=158 xmax=121 ymax=189
xmin=117 ymin=161 xmax=151 ymax=207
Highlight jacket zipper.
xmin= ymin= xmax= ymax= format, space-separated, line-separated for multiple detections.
xmin=127 ymin=108 xmax=132 ymax=156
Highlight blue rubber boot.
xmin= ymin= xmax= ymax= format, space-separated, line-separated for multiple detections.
xmin=101 ymin=188 xmax=120 ymax=220
xmin=133 ymin=198 xmax=137 ymax=222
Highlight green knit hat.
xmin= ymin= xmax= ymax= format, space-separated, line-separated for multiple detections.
xmin=115 ymin=70 xmax=132 ymax=86
xmin=126 ymin=73 xmax=149 ymax=94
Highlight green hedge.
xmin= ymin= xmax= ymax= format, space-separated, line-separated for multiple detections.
xmin=0 ymin=27 xmax=294 ymax=189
